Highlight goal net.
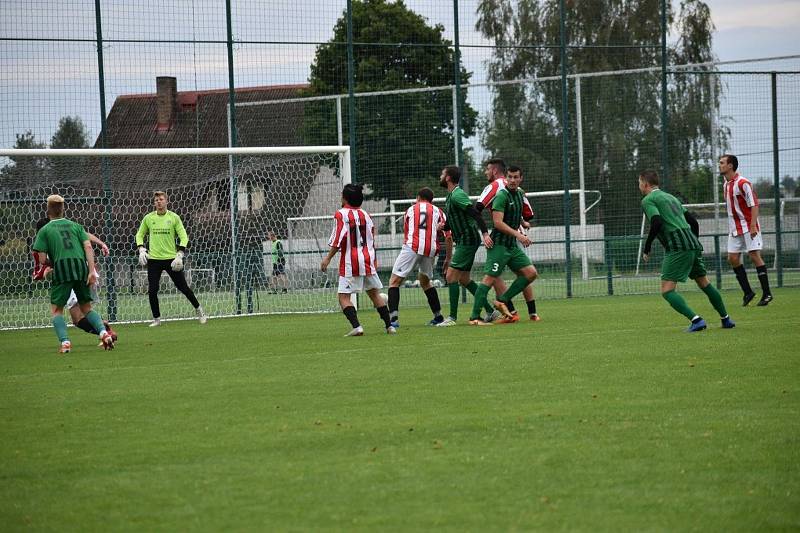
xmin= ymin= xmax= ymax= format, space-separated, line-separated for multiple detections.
xmin=0 ymin=146 xmax=350 ymax=329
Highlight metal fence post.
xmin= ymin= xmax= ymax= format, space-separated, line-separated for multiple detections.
xmin=94 ymin=0 xmax=117 ymax=322
xmin=346 ymin=0 xmax=357 ymax=185
xmin=452 ymin=0 xmax=465 ymax=192
xmin=771 ymin=72 xmax=783 ymax=287
xmin=660 ymin=0 xmax=669 ymax=190
xmin=225 ymin=0 xmax=241 ymax=314
xmin=559 ymin=0 xmax=572 ymax=297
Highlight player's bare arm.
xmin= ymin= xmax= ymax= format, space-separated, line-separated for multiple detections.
xmin=749 ymin=204 xmax=759 ymax=237
xmin=84 ymin=240 xmax=97 ymax=286
xmin=320 ymin=246 xmax=339 ymax=272
xmin=492 ymin=211 xmax=531 ymax=247
xmin=88 ymin=232 xmax=110 ymax=256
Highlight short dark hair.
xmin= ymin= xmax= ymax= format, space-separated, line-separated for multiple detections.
xmin=443 ymin=165 xmax=460 ymax=184
xmin=418 ymin=187 xmax=434 ymax=202
xmin=35 ymin=218 xmax=49 ymax=232
xmin=721 ymin=154 xmax=738 ymax=171
xmin=639 ymin=170 xmax=660 ymax=186
xmin=486 ymin=157 xmax=506 ymax=173
xmin=507 ymin=165 xmax=522 ymax=175
xmin=342 ymin=183 xmax=364 ymax=207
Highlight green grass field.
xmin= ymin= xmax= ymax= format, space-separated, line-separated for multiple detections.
xmin=1 ymin=289 xmax=799 ymax=531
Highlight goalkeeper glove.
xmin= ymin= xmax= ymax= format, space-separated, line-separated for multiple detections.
xmin=138 ymin=247 xmax=149 ymax=266
xmin=171 ymin=251 xmax=184 ymax=272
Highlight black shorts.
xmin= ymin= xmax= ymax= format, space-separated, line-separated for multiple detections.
xmin=273 ymin=262 xmax=286 ymax=276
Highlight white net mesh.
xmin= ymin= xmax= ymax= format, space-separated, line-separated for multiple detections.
xmin=0 ymin=147 xmax=349 ymax=329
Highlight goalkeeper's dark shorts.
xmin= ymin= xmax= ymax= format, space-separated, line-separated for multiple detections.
xmin=273 ymin=261 xmax=286 ymax=275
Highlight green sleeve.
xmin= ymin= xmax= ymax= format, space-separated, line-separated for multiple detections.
xmin=641 ymin=196 xmax=660 ymax=221
xmin=491 ymin=190 xmax=508 ymax=213
xmin=173 ymin=213 xmax=189 ymax=247
xmin=32 ymin=227 xmax=49 ymax=253
xmin=135 ymin=215 xmax=149 ymax=247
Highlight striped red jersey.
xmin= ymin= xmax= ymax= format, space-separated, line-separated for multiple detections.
xmin=724 ymin=174 xmax=759 ymax=236
xmin=328 ymin=207 xmax=378 ymax=276
xmin=403 ymin=201 xmax=446 ymax=257
xmin=478 ymin=177 xmax=534 ymax=219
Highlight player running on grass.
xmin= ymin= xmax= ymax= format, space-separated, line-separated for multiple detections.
xmin=639 ymin=170 xmax=735 ymax=332
xmin=469 ymin=169 xmax=538 ymax=325
xmin=34 ymin=218 xmax=117 ymax=343
xmin=436 ymin=165 xmax=496 ymax=326
xmin=32 ymin=194 xmax=115 ymax=353
xmin=320 ymin=184 xmax=395 ymax=336
xmin=386 ymin=187 xmax=447 ymax=327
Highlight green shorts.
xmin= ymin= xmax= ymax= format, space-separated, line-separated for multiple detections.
xmin=661 ymin=250 xmax=707 ymax=282
xmin=50 ymin=280 xmax=93 ymax=307
xmin=450 ymin=243 xmax=480 ymax=271
xmin=484 ymin=244 xmax=532 ymax=276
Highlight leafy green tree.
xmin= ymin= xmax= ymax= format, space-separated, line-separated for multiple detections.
xmin=50 ymin=116 xmax=90 ymax=183
xmin=0 ymin=131 xmax=48 ymax=194
xmin=303 ymin=0 xmax=478 ymax=200
xmin=476 ymin=0 xmax=721 ymax=233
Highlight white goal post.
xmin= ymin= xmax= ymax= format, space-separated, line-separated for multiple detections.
xmin=0 ymin=145 xmax=350 ymax=329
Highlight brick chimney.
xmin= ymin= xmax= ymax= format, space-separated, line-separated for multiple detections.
xmin=155 ymin=76 xmax=177 ymax=132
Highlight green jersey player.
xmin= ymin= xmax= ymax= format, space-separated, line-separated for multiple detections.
xmin=437 ymin=165 xmax=495 ymax=326
xmin=469 ymin=171 xmax=538 ymax=325
xmin=639 ymin=170 xmax=734 ymax=331
xmin=32 ymin=194 xmax=115 ymax=353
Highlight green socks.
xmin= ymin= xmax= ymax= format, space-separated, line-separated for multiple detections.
xmin=52 ymin=315 xmax=69 ymax=343
xmin=498 ymin=275 xmax=530 ymax=305
xmin=448 ymin=283 xmax=460 ymax=319
xmin=662 ymin=290 xmax=696 ymax=320
xmin=470 ymin=283 xmax=491 ymax=320
xmin=466 ymin=280 xmax=494 ymax=314
xmin=85 ymin=310 xmax=106 ymax=335
xmin=701 ymin=284 xmax=728 ymax=318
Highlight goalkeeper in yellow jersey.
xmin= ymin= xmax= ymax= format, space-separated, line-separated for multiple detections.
xmin=135 ymin=191 xmax=206 ymax=327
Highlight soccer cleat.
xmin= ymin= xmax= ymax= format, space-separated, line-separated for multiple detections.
xmin=685 ymin=319 xmax=707 ymax=333
xmin=495 ymin=312 xmax=520 ymax=324
xmin=344 ymin=326 xmax=364 ymax=337
xmin=59 ymin=341 xmax=71 ymax=354
xmin=149 ymin=318 xmax=161 ymax=327
xmin=484 ymin=309 xmax=502 ymax=323
xmin=493 ymin=300 xmax=514 ymax=319
xmin=386 ymin=325 xmax=397 ymax=335
xmin=103 ymin=321 xmax=118 ymax=342
xmin=436 ymin=316 xmax=457 ymax=327
xmin=100 ymin=331 xmax=115 ymax=350
xmin=530 ymin=314 xmax=541 ymax=322
xmin=197 ymin=307 xmax=207 ymax=324
xmin=756 ymin=294 xmax=773 ymax=307
xmin=468 ymin=318 xmax=493 ymax=326
xmin=721 ymin=316 xmax=736 ymax=329
xmin=742 ymin=292 xmax=756 ymax=307
xmin=390 ymin=320 xmax=400 ymax=329
xmin=427 ymin=315 xmax=445 ymax=326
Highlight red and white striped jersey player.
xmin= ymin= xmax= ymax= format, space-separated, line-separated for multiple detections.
xmin=720 ymin=154 xmax=772 ymax=306
xmin=320 ymin=183 xmax=395 ymax=336
xmin=386 ymin=187 xmax=447 ymax=327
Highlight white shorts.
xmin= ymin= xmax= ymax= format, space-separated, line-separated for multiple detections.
xmin=391 ymin=246 xmax=434 ymax=279
xmin=337 ymin=274 xmax=383 ymax=294
xmin=728 ymin=232 xmax=763 ymax=254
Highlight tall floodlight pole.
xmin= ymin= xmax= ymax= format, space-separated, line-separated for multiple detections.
xmin=560 ymin=0 xmax=573 ymax=297
xmin=660 ymin=0 xmax=669 ymax=190
xmin=346 ymin=0 xmax=357 ymax=185
xmin=225 ymin=0 xmax=241 ymax=314
xmin=453 ymin=0 xmax=466 ymax=193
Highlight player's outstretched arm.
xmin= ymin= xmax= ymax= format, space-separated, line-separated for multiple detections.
xmin=88 ymin=232 xmax=110 ymax=256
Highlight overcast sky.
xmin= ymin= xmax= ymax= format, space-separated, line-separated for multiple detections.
xmin=1 ymin=0 xmax=798 ymax=179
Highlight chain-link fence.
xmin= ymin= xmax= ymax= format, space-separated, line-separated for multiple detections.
xmin=1 ymin=1 xmax=799 ymax=326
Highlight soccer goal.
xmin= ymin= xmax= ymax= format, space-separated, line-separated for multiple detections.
xmin=0 ymin=146 xmax=350 ymax=329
